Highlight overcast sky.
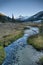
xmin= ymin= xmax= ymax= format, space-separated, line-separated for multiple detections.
xmin=0 ymin=0 xmax=43 ymax=18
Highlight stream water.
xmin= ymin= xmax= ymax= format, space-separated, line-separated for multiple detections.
xmin=2 ymin=27 xmax=43 ymax=65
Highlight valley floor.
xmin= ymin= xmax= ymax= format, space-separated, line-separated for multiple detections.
xmin=0 ymin=22 xmax=43 ymax=65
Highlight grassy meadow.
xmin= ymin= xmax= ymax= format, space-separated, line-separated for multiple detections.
xmin=0 ymin=30 xmax=23 ymax=47
xmin=0 ymin=22 xmax=43 ymax=64
xmin=27 ymin=34 xmax=43 ymax=50
xmin=0 ymin=46 xmax=6 ymax=65
xmin=27 ymin=23 xmax=43 ymax=50
xmin=27 ymin=23 xmax=43 ymax=65
xmin=0 ymin=23 xmax=24 ymax=64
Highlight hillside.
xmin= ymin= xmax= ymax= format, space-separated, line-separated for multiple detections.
xmin=0 ymin=11 xmax=43 ymax=23
xmin=25 ymin=11 xmax=43 ymax=22
xmin=0 ymin=13 xmax=15 ymax=23
xmin=16 ymin=11 xmax=43 ymax=23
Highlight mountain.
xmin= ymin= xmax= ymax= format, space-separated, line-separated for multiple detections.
xmin=25 ymin=11 xmax=43 ymax=22
xmin=0 ymin=11 xmax=43 ymax=23
xmin=16 ymin=15 xmax=29 ymax=21
xmin=16 ymin=11 xmax=43 ymax=23
xmin=0 ymin=13 xmax=15 ymax=23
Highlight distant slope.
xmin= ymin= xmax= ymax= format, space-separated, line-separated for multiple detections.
xmin=16 ymin=15 xmax=29 ymax=21
xmin=16 ymin=11 xmax=43 ymax=23
xmin=25 ymin=11 xmax=43 ymax=22
xmin=0 ymin=13 xmax=15 ymax=23
xmin=0 ymin=11 xmax=43 ymax=23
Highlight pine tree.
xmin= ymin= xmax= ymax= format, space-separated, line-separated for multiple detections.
xmin=12 ymin=14 xmax=14 ymax=22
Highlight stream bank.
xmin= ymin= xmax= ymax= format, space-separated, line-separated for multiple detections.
xmin=2 ymin=27 xmax=43 ymax=65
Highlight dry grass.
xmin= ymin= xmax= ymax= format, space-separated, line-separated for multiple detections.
xmin=0 ymin=46 xmax=6 ymax=64
xmin=0 ymin=30 xmax=23 ymax=47
xmin=27 ymin=35 xmax=43 ymax=50
xmin=0 ymin=23 xmax=24 ymax=64
xmin=0 ymin=23 xmax=24 ymax=47
xmin=0 ymin=23 xmax=42 ymax=47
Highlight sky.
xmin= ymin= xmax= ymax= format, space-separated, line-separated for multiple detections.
xmin=0 ymin=0 xmax=43 ymax=18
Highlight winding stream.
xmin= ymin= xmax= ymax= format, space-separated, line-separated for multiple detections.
xmin=2 ymin=27 xmax=43 ymax=65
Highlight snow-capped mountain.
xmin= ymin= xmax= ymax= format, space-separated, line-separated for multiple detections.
xmin=16 ymin=15 xmax=29 ymax=21
xmin=25 ymin=11 xmax=43 ymax=22
xmin=16 ymin=11 xmax=43 ymax=23
xmin=0 ymin=11 xmax=43 ymax=23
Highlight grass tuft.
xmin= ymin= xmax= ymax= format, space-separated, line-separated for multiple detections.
xmin=27 ymin=34 xmax=43 ymax=50
xmin=0 ymin=46 xmax=6 ymax=64
xmin=0 ymin=30 xmax=23 ymax=47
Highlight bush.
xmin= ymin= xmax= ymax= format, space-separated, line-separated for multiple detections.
xmin=0 ymin=46 xmax=6 ymax=64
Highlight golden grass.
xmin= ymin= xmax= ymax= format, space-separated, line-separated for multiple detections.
xmin=27 ymin=35 xmax=43 ymax=50
xmin=0 ymin=30 xmax=23 ymax=47
xmin=0 ymin=46 xmax=6 ymax=64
